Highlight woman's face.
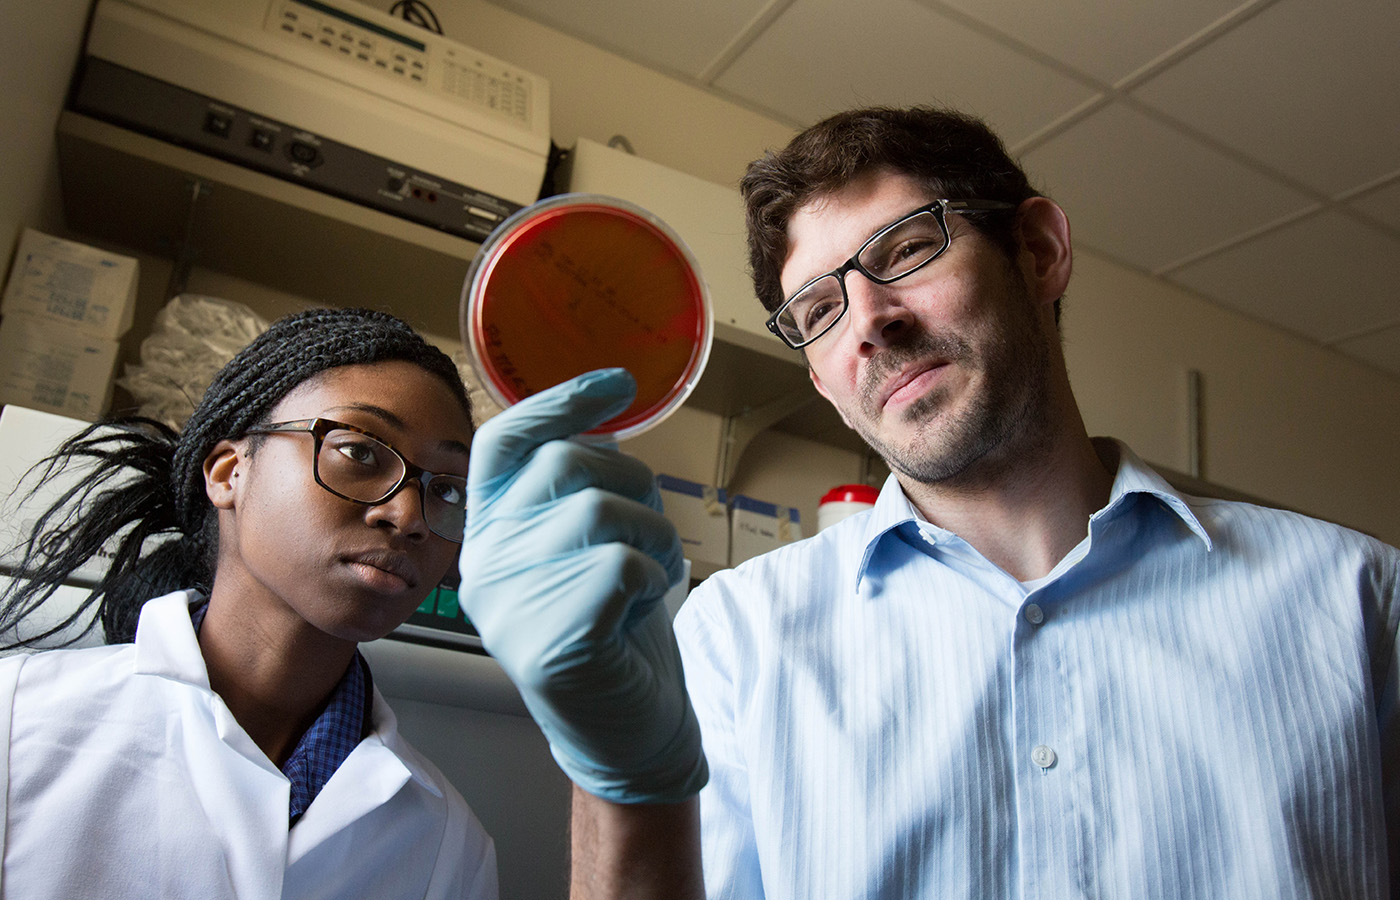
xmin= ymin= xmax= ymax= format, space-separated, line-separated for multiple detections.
xmin=206 ymin=359 xmax=472 ymax=645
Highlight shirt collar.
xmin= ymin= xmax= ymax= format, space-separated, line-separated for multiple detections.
xmin=281 ymin=652 xmax=369 ymax=822
xmin=132 ymin=591 xmax=440 ymax=799
xmin=1094 ymin=439 xmax=1212 ymax=549
xmin=188 ymin=599 xmax=373 ymax=818
xmin=853 ymin=438 xmax=1212 ymax=589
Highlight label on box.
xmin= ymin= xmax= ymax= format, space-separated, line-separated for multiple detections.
xmin=1 ymin=229 xmax=139 ymax=339
xmin=657 ymin=474 xmax=728 ymax=571
xmin=730 ymin=494 xmax=803 ymax=567
xmin=0 ymin=312 xmax=120 ymax=420
xmin=0 ymin=405 xmax=126 ymax=585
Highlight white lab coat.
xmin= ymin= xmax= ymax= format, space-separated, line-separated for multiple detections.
xmin=0 ymin=591 xmax=497 ymax=900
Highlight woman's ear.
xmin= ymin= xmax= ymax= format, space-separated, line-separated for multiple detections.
xmin=1015 ymin=197 xmax=1073 ymax=306
xmin=204 ymin=440 xmax=242 ymax=510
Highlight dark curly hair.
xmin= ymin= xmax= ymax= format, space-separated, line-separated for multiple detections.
xmin=0 ymin=307 xmax=471 ymax=647
xmin=741 ymin=105 xmax=1043 ymax=315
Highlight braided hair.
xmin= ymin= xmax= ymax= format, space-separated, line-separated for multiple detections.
xmin=0 ymin=307 xmax=471 ymax=647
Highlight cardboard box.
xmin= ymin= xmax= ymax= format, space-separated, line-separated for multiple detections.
xmin=0 ymin=312 xmax=120 ymax=420
xmin=657 ymin=474 xmax=729 ymax=575
xmin=0 ymin=405 xmax=125 ymax=586
xmin=2 ymin=228 xmax=139 ymax=339
xmin=730 ymin=494 xmax=803 ymax=567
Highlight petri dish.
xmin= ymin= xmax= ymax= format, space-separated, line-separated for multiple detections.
xmin=460 ymin=193 xmax=713 ymax=440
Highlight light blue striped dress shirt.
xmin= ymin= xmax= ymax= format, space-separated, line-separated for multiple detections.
xmin=674 ymin=440 xmax=1399 ymax=899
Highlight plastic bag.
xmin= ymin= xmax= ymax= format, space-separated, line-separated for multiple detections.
xmin=116 ymin=294 xmax=269 ymax=429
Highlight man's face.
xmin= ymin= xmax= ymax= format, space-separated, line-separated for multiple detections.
xmin=784 ymin=171 xmax=1054 ymax=486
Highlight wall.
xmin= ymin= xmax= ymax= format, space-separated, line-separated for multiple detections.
xmin=1066 ymin=249 xmax=1400 ymax=541
xmin=0 ymin=0 xmax=91 ymax=249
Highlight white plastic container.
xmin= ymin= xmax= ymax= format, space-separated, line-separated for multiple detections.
xmin=817 ymin=484 xmax=879 ymax=531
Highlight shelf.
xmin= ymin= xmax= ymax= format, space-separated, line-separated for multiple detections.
xmin=56 ymin=111 xmax=476 ymax=339
xmin=686 ymin=325 xmax=867 ymax=453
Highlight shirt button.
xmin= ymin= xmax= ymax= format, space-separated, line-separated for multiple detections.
xmin=1024 ymin=603 xmax=1045 ymax=625
xmin=1032 ymin=745 xmax=1057 ymax=770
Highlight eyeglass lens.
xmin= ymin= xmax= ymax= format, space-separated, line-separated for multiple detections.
xmin=776 ymin=209 xmax=951 ymax=346
xmin=316 ymin=428 xmax=467 ymax=540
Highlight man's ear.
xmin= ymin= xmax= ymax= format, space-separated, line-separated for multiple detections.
xmin=809 ymin=366 xmax=853 ymax=430
xmin=1015 ymin=197 xmax=1073 ymax=306
xmin=203 ymin=440 xmax=242 ymax=510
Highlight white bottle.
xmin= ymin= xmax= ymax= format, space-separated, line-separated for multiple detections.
xmin=817 ymin=484 xmax=879 ymax=531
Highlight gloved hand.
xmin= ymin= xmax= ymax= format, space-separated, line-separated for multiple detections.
xmin=457 ymin=368 xmax=708 ymax=804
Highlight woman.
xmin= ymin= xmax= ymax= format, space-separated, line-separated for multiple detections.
xmin=0 ymin=307 xmax=495 ymax=899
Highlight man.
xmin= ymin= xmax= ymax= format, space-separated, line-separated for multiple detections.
xmin=460 ymin=106 xmax=1399 ymax=898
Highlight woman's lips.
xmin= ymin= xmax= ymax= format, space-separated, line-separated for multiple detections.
xmin=344 ymin=550 xmax=418 ymax=592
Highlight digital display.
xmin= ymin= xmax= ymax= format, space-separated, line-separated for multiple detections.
xmin=290 ymin=0 xmax=427 ymax=52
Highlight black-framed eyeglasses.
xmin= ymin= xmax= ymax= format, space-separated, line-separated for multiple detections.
xmin=243 ymin=417 xmax=467 ymax=543
xmin=766 ymin=198 xmax=1019 ymax=349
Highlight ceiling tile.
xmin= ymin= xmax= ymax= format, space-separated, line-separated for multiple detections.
xmin=1166 ymin=210 xmax=1400 ymax=343
xmin=933 ymin=0 xmax=1251 ymax=85
xmin=1348 ymin=177 xmax=1400 ymax=233
xmin=711 ymin=0 xmax=1096 ymax=141
xmin=1335 ymin=325 xmax=1400 ymax=377
xmin=1020 ymin=101 xmax=1314 ymax=272
xmin=1131 ymin=0 xmax=1400 ymax=196
xmin=484 ymin=0 xmax=770 ymax=79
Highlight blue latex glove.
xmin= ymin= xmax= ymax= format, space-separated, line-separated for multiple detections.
xmin=458 ymin=368 xmax=708 ymax=804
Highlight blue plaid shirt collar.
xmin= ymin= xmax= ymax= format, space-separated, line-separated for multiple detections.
xmin=189 ymin=602 xmax=371 ymax=824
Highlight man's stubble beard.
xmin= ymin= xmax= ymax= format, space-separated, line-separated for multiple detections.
xmin=847 ymin=278 xmax=1054 ymax=489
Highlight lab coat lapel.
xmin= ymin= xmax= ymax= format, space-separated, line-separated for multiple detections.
xmin=134 ymin=591 xmax=291 ymax=900
xmin=134 ymin=591 xmax=283 ymax=770
xmin=287 ymin=688 xmax=436 ymax=862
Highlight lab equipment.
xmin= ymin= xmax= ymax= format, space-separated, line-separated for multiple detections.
xmin=461 ymin=194 xmax=713 ymax=440
xmin=73 ymin=0 xmax=549 ymax=239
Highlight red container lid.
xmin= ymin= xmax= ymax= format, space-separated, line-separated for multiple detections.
xmin=820 ymin=484 xmax=880 ymax=505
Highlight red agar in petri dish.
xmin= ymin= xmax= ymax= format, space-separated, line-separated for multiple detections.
xmin=461 ymin=194 xmax=713 ymax=440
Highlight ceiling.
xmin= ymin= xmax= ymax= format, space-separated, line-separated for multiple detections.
xmin=483 ymin=0 xmax=1400 ymax=377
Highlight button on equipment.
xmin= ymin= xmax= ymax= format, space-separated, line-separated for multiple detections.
xmin=288 ymin=141 xmax=320 ymax=166
xmin=203 ymin=111 xmax=232 ymax=138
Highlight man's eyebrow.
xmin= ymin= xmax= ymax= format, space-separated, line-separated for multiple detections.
xmin=324 ymin=403 xmax=471 ymax=455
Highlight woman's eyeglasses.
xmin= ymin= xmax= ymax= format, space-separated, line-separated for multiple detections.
xmin=243 ymin=417 xmax=467 ymax=543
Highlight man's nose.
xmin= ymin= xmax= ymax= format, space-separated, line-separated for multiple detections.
xmin=842 ymin=274 xmax=913 ymax=353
